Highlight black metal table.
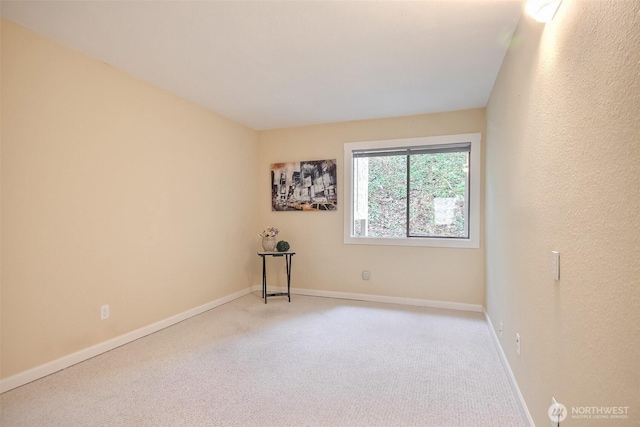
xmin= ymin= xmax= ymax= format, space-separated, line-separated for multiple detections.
xmin=258 ymin=251 xmax=295 ymax=304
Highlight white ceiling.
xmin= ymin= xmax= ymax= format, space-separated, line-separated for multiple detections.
xmin=1 ymin=1 xmax=523 ymax=130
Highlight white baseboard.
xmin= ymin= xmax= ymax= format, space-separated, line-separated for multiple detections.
xmin=483 ymin=309 xmax=535 ymax=427
xmin=0 ymin=287 xmax=252 ymax=394
xmin=251 ymin=285 xmax=483 ymax=313
xmin=1 ymin=285 xmax=483 ymax=394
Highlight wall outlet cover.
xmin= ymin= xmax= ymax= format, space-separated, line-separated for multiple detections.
xmin=100 ymin=304 xmax=110 ymax=320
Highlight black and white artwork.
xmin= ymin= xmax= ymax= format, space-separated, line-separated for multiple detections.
xmin=271 ymin=159 xmax=337 ymax=211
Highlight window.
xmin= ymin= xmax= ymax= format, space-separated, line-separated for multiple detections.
xmin=344 ymin=133 xmax=480 ymax=248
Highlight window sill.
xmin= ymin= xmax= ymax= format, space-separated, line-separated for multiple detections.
xmin=344 ymin=236 xmax=479 ymax=249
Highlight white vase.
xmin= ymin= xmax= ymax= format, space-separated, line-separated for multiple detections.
xmin=262 ymin=236 xmax=277 ymax=252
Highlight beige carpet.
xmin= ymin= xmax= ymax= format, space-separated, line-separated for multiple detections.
xmin=0 ymin=293 xmax=526 ymax=426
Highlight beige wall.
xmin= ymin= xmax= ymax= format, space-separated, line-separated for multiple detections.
xmin=1 ymin=20 xmax=259 ymax=378
xmin=486 ymin=1 xmax=639 ymax=426
xmin=258 ymin=109 xmax=485 ymax=305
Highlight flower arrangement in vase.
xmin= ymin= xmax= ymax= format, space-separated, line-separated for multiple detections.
xmin=259 ymin=227 xmax=279 ymax=251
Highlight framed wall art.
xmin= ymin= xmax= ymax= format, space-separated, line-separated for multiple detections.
xmin=271 ymin=159 xmax=337 ymax=211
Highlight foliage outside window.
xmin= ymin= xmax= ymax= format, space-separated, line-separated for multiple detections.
xmin=344 ymin=134 xmax=480 ymax=248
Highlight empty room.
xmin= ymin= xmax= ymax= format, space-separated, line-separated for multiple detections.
xmin=1 ymin=1 xmax=638 ymax=426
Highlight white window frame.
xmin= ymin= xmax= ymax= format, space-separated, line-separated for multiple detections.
xmin=344 ymin=133 xmax=481 ymax=249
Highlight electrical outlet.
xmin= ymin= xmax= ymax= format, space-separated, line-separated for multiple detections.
xmin=100 ymin=304 xmax=109 ymax=320
xmin=362 ymin=270 xmax=371 ymax=280
xmin=499 ymin=322 xmax=503 ymax=338
xmin=516 ymin=333 xmax=521 ymax=356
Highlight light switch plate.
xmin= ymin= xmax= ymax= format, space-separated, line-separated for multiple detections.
xmin=552 ymin=251 xmax=560 ymax=281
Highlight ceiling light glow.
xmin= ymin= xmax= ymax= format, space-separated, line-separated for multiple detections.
xmin=526 ymin=0 xmax=562 ymax=23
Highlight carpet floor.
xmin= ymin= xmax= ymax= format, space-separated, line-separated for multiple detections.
xmin=0 ymin=292 xmax=526 ymax=426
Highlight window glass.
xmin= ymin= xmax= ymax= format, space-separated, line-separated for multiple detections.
xmin=354 ymin=154 xmax=407 ymax=238
xmin=344 ymin=133 xmax=480 ymax=248
xmin=408 ymin=151 xmax=468 ymax=238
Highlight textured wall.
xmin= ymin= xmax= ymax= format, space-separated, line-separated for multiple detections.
xmin=1 ymin=20 xmax=259 ymax=378
xmin=486 ymin=1 xmax=639 ymax=425
xmin=258 ymin=109 xmax=486 ymax=305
